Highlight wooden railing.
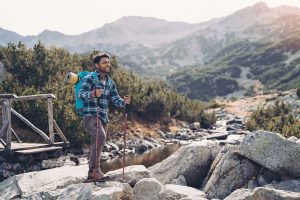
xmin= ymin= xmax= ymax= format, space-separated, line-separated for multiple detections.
xmin=0 ymin=93 xmax=68 ymax=150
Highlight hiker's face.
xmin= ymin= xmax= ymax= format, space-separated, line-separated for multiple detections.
xmin=97 ymin=57 xmax=110 ymax=73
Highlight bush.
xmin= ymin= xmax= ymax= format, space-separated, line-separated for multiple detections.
xmin=246 ymin=100 xmax=300 ymax=138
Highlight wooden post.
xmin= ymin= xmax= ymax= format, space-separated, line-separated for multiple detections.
xmin=48 ymin=98 xmax=54 ymax=144
xmin=6 ymin=99 xmax=12 ymax=150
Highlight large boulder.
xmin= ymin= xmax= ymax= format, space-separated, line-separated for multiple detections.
xmin=105 ymin=165 xmax=150 ymax=186
xmin=202 ymin=144 xmax=259 ymax=199
xmin=148 ymin=140 xmax=220 ymax=187
xmin=240 ymin=131 xmax=300 ymax=177
xmin=57 ymin=181 xmax=133 ymax=200
xmin=225 ymin=187 xmax=300 ymax=200
xmin=0 ymin=164 xmax=88 ymax=199
xmin=159 ymin=184 xmax=207 ymax=200
xmin=133 ymin=178 xmax=163 ymax=200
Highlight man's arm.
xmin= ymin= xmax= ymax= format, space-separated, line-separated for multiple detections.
xmin=110 ymin=81 xmax=125 ymax=107
xmin=78 ymin=76 xmax=94 ymax=100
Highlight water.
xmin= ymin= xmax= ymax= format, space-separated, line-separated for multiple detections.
xmin=101 ymin=143 xmax=181 ymax=173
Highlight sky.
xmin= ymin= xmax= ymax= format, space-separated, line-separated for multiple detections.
xmin=1 ymin=0 xmax=300 ymax=36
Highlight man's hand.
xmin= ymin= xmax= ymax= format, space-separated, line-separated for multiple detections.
xmin=91 ymin=88 xmax=103 ymax=98
xmin=124 ymin=95 xmax=131 ymax=104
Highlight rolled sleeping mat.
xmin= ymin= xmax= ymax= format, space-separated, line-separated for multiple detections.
xmin=64 ymin=72 xmax=79 ymax=85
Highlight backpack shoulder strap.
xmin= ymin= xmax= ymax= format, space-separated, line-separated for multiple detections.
xmin=90 ymin=72 xmax=99 ymax=81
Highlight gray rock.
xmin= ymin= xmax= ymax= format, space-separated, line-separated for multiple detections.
xmin=190 ymin=122 xmax=200 ymax=130
xmin=149 ymin=140 xmax=220 ymax=187
xmin=257 ymin=175 xmax=268 ymax=186
xmin=225 ymin=181 xmax=300 ymax=200
xmin=159 ymin=184 xmax=207 ymax=200
xmin=133 ymin=178 xmax=163 ymax=200
xmin=106 ymin=165 xmax=150 ymax=187
xmin=202 ymin=145 xmax=259 ymax=199
xmin=224 ymin=188 xmax=253 ymax=200
xmin=247 ymin=179 xmax=258 ymax=189
xmin=170 ymin=175 xmax=187 ymax=186
xmin=265 ymin=179 xmax=300 ymax=192
xmin=240 ymin=131 xmax=300 ymax=177
xmin=41 ymin=156 xmax=76 ymax=169
xmin=180 ymin=197 xmax=208 ymax=200
xmin=0 ymin=164 xmax=88 ymax=199
xmin=57 ymin=181 xmax=133 ymax=200
xmin=107 ymin=142 xmax=119 ymax=151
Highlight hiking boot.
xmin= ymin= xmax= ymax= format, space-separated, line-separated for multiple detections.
xmin=88 ymin=168 xmax=110 ymax=182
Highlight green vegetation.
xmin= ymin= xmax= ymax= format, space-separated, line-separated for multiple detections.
xmin=168 ymin=38 xmax=300 ymax=101
xmin=246 ymin=100 xmax=300 ymax=138
xmin=0 ymin=42 xmax=215 ymax=147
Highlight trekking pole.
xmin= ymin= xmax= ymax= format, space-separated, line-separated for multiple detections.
xmin=122 ymin=103 xmax=128 ymax=182
xmin=95 ymin=90 xmax=101 ymax=178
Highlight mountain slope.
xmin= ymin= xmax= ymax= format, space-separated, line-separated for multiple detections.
xmin=167 ymin=33 xmax=300 ymax=101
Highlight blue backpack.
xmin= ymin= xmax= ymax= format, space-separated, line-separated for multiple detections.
xmin=75 ymin=71 xmax=98 ymax=116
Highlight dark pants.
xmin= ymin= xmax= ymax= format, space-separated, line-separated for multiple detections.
xmin=83 ymin=115 xmax=106 ymax=172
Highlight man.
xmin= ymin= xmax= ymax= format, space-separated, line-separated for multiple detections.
xmin=78 ymin=53 xmax=130 ymax=181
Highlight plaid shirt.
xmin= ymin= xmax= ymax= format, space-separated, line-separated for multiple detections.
xmin=78 ymin=70 xmax=125 ymax=124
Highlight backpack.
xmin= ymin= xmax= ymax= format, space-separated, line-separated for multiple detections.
xmin=74 ymin=71 xmax=98 ymax=116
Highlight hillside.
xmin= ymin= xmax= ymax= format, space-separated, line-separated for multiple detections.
xmin=167 ymin=34 xmax=300 ymax=101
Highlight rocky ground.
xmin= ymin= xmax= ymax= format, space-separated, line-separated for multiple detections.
xmin=1 ymin=90 xmax=300 ymax=199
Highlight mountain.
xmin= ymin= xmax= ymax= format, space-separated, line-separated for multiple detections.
xmin=167 ymin=34 xmax=300 ymax=101
xmin=1 ymin=2 xmax=300 ymax=99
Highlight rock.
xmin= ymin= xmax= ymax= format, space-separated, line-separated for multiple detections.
xmin=265 ymin=179 xmax=300 ymax=192
xmin=57 ymin=181 xmax=133 ymax=200
xmin=240 ymin=131 xmax=300 ymax=177
xmin=226 ymin=134 xmax=245 ymax=145
xmin=224 ymin=188 xmax=253 ymax=200
xmin=226 ymin=118 xmax=243 ymax=125
xmin=297 ymin=139 xmax=300 ymax=144
xmin=206 ymin=133 xmax=228 ymax=140
xmin=41 ymin=156 xmax=76 ymax=169
xmin=28 ymin=164 xmax=41 ymax=172
xmin=12 ymin=163 xmax=23 ymax=174
xmin=0 ymin=164 xmax=88 ymax=199
xmin=288 ymin=136 xmax=298 ymax=141
xmin=170 ymin=175 xmax=187 ymax=186
xmin=226 ymin=124 xmax=243 ymax=131
xmin=247 ymin=179 xmax=258 ymax=189
xmin=190 ymin=122 xmax=200 ymax=130
xmin=0 ymin=162 xmax=12 ymax=170
xmin=133 ymin=178 xmax=163 ymax=200
xmin=78 ymin=157 xmax=88 ymax=165
xmin=180 ymin=197 xmax=208 ymax=200
xmin=107 ymin=142 xmax=120 ymax=151
xmin=106 ymin=165 xmax=150 ymax=187
xmin=251 ymin=187 xmax=300 ymax=200
xmin=257 ymin=175 xmax=268 ymax=186
xmin=202 ymin=145 xmax=259 ymax=200
xmin=149 ymin=140 xmax=220 ymax=188
xmin=159 ymin=184 xmax=207 ymax=200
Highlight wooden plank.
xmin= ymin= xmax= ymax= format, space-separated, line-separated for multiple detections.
xmin=11 ymin=108 xmax=50 ymax=143
xmin=15 ymin=146 xmax=62 ymax=154
xmin=0 ymin=94 xmax=18 ymax=99
xmin=14 ymin=94 xmax=55 ymax=101
xmin=11 ymin=128 xmax=22 ymax=143
xmin=0 ymin=120 xmax=8 ymax=139
xmin=6 ymin=99 xmax=12 ymax=150
xmin=48 ymin=98 xmax=54 ymax=144
xmin=53 ymin=120 xmax=68 ymax=143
